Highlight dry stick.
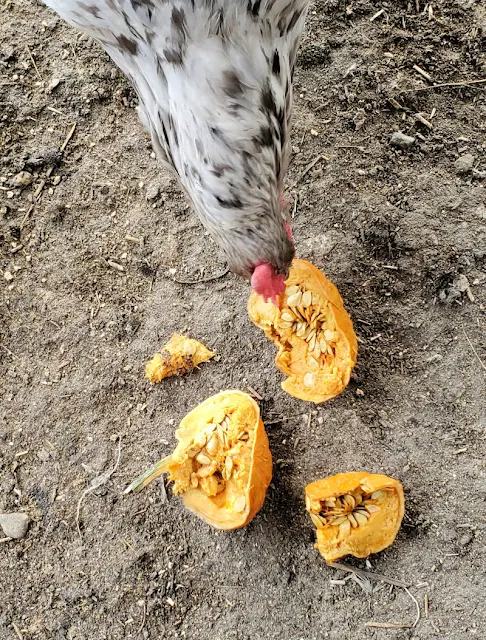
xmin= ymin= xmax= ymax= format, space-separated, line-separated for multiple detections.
xmin=12 ymin=622 xmax=23 ymax=640
xmin=20 ymin=123 xmax=77 ymax=230
xmin=25 ymin=45 xmax=42 ymax=81
xmin=288 ymin=154 xmax=327 ymax=189
xmin=462 ymin=327 xmax=486 ymax=372
xmin=398 ymin=77 xmax=486 ymax=94
xmin=166 ymin=266 xmax=229 ymax=285
xmin=75 ymin=437 xmax=122 ymax=538
xmin=137 ymin=600 xmax=147 ymax=635
xmin=329 ymin=561 xmax=411 ymax=588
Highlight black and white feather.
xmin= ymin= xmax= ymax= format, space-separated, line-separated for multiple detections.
xmin=43 ymin=0 xmax=309 ymax=279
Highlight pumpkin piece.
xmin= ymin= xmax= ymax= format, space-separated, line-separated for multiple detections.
xmin=145 ymin=334 xmax=215 ymax=382
xmin=305 ymin=472 xmax=405 ymax=562
xmin=124 ymin=390 xmax=272 ymax=530
xmin=248 ymin=259 xmax=357 ymax=404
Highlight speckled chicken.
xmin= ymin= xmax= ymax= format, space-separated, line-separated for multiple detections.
xmin=43 ymin=0 xmax=310 ymax=302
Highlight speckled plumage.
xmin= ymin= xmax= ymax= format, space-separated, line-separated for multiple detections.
xmin=43 ymin=0 xmax=309 ymax=283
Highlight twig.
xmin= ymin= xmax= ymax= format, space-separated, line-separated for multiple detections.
xmin=424 ymin=593 xmax=429 ymax=617
xmin=364 ymin=587 xmax=421 ymax=629
xmin=75 ymin=436 xmax=122 ymax=537
xmin=405 ymin=587 xmax=421 ymax=628
xmin=137 ymin=600 xmax=147 ymax=635
xmin=12 ymin=622 xmax=23 ymax=640
xmin=288 ymin=154 xmax=327 ymax=189
xmin=415 ymin=113 xmax=433 ymax=129
xmin=412 ymin=64 xmax=433 ymax=83
xmin=462 ymin=327 xmax=486 ymax=372
xmin=329 ymin=561 xmax=411 ymax=588
xmin=247 ymin=386 xmax=263 ymax=401
xmin=370 ymin=8 xmax=385 ymax=22
xmin=398 ymin=77 xmax=486 ymax=94
xmin=166 ymin=266 xmax=229 ymax=285
xmin=25 ymin=45 xmax=42 ymax=80
xmin=20 ymin=123 xmax=77 ymax=230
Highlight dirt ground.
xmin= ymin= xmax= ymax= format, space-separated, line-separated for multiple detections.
xmin=1 ymin=0 xmax=485 ymax=638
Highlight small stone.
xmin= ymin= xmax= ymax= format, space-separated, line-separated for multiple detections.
xmin=47 ymin=77 xmax=61 ymax=93
xmin=11 ymin=171 xmax=33 ymax=187
xmin=3 ymin=271 xmax=13 ymax=282
xmin=459 ymin=532 xmax=473 ymax=547
xmin=146 ymin=184 xmax=161 ymax=201
xmin=390 ymin=131 xmax=415 ymax=149
xmin=52 ymin=175 xmax=61 ymax=186
xmin=37 ymin=448 xmax=50 ymax=462
xmin=0 ymin=512 xmax=29 ymax=539
xmin=454 ymin=153 xmax=475 ymax=175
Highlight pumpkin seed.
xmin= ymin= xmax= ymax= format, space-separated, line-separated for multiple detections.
xmin=234 ymin=495 xmax=246 ymax=512
xmin=295 ymin=322 xmax=306 ymax=337
xmin=286 ymin=285 xmax=300 ymax=296
xmin=279 ymin=320 xmax=294 ymax=329
xmin=308 ymin=513 xmax=322 ymax=528
xmin=308 ymin=335 xmax=316 ymax=352
xmin=206 ymin=435 xmax=220 ymax=456
xmin=323 ymin=498 xmax=336 ymax=507
xmin=225 ymin=456 xmax=234 ymax=474
xmin=365 ymin=504 xmax=380 ymax=514
xmin=280 ymin=311 xmax=295 ymax=322
xmin=319 ymin=338 xmax=328 ymax=352
xmin=302 ymin=290 xmax=312 ymax=307
xmin=331 ymin=515 xmax=348 ymax=525
xmin=303 ymin=372 xmax=315 ymax=388
xmin=324 ymin=329 xmax=334 ymax=342
xmin=308 ymin=356 xmax=320 ymax=372
xmin=371 ymin=490 xmax=385 ymax=500
xmin=287 ymin=292 xmax=302 ymax=307
xmin=312 ymin=293 xmax=320 ymax=305
xmin=338 ymin=519 xmax=352 ymax=536
xmin=196 ymin=453 xmax=211 ymax=466
xmin=343 ymin=494 xmax=356 ymax=509
xmin=354 ymin=511 xmax=369 ymax=526
xmin=187 ymin=446 xmax=200 ymax=458
xmin=194 ymin=433 xmax=207 ymax=448
xmin=347 ymin=513 xmax=358 ymax=528
xmin=198 ymin=462 xmax=217 ymax=477
xmin=305 ymin=328 xmax=316 ymax=342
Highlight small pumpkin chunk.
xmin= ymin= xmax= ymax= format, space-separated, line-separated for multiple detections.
xmin=145 ymin=334 xmax=215 ymax=382
xmin=125 ymin=391 xmax=272 ymax=530
xmin=248 ymin=259 xmax=357 ymax=403
xmin=305 ymin=472 xmax=405 ymax=562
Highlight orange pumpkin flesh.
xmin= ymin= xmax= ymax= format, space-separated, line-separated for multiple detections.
xmin=145 ymin=334 xmax=215 ymax=382
xmin=248 ymin=259 xmax=357 ymax=403
xmin=124 ymin=391 xmax=272 ymax=530
xmin=305 ymin=472 xmax=405 ymax=562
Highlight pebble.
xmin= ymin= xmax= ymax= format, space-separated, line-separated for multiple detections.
xmin=390 ymin=131 xmax=415 ymax=149
xmin=454 ymin=153 xmax=475 ymax=175
xmin=11 ymin=171 xmax=33 ymax=187
xmin=459 ymin=532 xmax=473 ymax=547
xmin=146 ymin=184 xmax=161 ymax=201
xmin=0 ymin=512 xmax=29 ymax=539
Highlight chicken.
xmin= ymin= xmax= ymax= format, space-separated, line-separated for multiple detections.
xmin=42 ymin=0 xmax=310 ymax=302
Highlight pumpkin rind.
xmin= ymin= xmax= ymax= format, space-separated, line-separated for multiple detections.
xmin=145 ymin=334 xmax=215 ymax=382
xmin=305 ymin=472 xmax=405 ymax=562
xmin=125 ymin=391 xmax=272 ymax=530
xmin=248 ymin=259 xmax=357 ymax=403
